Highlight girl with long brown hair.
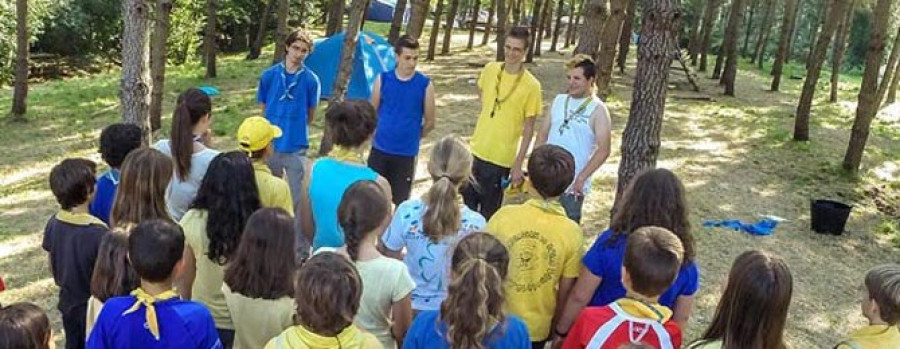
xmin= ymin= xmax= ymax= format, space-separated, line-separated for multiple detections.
xmin=0 ymin=302 xmax=53 ymax=349
xmin=153 ymin=88 xmax=219 ymax=221
xmin=554 ymin=168 xmax=699 ymax=340
xmin=403 ymin=232 xmax=530 ymax=348
xmin=109 ymin=148 xmax=173 ymax=230
xmin=86 ymin=230 xmax=139 ymax=337
xmin=689 ymin=250 xmax=793 ymax=349
xmin=382 ymin=135 xmax=486 ymax=312
xmin=338 ymin=181 xmax=414 ymax=348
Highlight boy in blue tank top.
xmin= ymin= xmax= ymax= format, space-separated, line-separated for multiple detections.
xmin=368 ymin=35 xmax=436 ymax=206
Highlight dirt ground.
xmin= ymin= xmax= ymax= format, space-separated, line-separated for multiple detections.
xmin=1 ymin=34 xmax=899 ymax=347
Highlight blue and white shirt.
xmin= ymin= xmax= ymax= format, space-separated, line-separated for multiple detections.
xmin=381 ymin=198 xmax=486 ymax=311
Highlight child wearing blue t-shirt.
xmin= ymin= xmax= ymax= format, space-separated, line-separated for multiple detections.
xmin=404 ymin=232 xmax=530 ymax=348
xmin=87 ymin=219 xmax=222 ymax=349
xmin=554 ymin=168 xmax=699 ymax=340
xmin=89 ymin=123 xmax=142 ymax=225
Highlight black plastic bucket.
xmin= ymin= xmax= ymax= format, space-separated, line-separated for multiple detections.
xmin=810 ymin=199 xmax=852 ymax=235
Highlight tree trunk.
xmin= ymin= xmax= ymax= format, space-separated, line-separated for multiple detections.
xmin=513 ymin=0 xmax=522 ymax=25
xmin=564 ymin=0 xmax=581 ymax=48
xmin=428 ymin=0 xmax=446 ymax=60
xmin=842 ymin=0 xmax=892 ymax=171
xmin=595 ymin=0 xmax=625 ymax=98
xmin=793 ymin=0 xmax=850 ymax=141
xmin=388 ymin=0 xmax=409 ymax=42
xmin=467 ymin=0 xmax=482 ymax=48
xmin=876 ymin=25 xmax=900 ymax=106
xmin=741 ymin=0 xmax=756 ymax=57
xmin=204 ymin=0 xmax=217 ymax=78
xmin=786 ymin=0 xmax=802 ymax=63
xmin=121 ymin=0 xmax=153 ymax=146
xmin=770 ymin=0 xmax=798 ymax=91
xmin=805 ymin=4 xmax=826 ymax=70
xmin=550 ymin=0 xmax=565 ymax=51
xmin=697 ymin=0 xmax=719 ymax=72
xmin=482 ymin=0 xmax=496 ymax=45
xmin=248 ymin=0 xmax=275 ymax=59
xmin=613 ymin=0 xmax=680 ymax=209
xmin=272 ymin=0 xmax=289 ymax=63
xmin=720 ymin=0 xmax=746 ymax=95
xmin=11 ymin=0 xmax=28 ymax=121
xmin=886 ymin=61 xmax=900 ymax=104
xmin=750 ymin=0 xmax=773 ymax=65
xmin=149 ymin=0 xmax=173 ymax=132
xmin=574 ymin=0 xmax=609 ymax=57
xmin=712 ymin=44 xmax=725 ymax=79
xmin=441 ymin=0 xmax=460 ymax=54
xmin=322 ymin=0 xmax=366 ymax=156
xmin=616 ymin=0 xmax=635 ymax=72
xmin=526 ymin=0 xmax=545 ymax=62
xmin=326 ymin=0 xmax=345 ymax=36
xmin=535 ymin=0 xmax=552 ymax=56
xmin=569 ymin=0 xmax=584 ymax=46
xmin=828 ymin=0 xmax=855 ymax=103
xmin=687 ymin=0 xmax=704 ymax=65
xmin=495 ymin=0 xmax=508 ymax=60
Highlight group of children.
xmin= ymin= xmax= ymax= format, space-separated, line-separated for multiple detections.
xmin=1 ymin=25 xmax=899 ymax=349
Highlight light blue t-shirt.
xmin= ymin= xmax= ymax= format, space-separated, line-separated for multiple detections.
xmin=382 ymin=198 xmax=486 ymax=311
xmin=403 ymin=310 xmax=531 ymax=348
xmin=257 ymin=62 xmax=321 ymax=153
xmin=309 ymin=158 xmax=378 ymax=250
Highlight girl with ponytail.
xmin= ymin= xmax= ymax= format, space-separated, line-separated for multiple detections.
xmin=403 ymin=232 xmax=530 ymax=348
xmin=382 ymin=135 xmax=487 ymax=312
xmin=337 ymin=180 xmax=415 ymax=348
xmin=153 ymin=88 xmax=219 ymax=221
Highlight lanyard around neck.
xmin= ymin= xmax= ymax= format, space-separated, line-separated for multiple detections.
xmin=559 ymin=96 xmax=593 ymax=135
xmin=490 ymin=63 xmax=526 ymax=118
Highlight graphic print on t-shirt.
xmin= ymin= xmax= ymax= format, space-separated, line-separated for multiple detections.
xmin=507 ymin=230 xmax=558 ymax=293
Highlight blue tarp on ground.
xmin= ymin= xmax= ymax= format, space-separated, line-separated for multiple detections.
xmin=305 ymin=31 xmax=396 ymax=100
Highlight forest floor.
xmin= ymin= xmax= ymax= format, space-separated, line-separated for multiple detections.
xmin=1 ymin=32 xmax=899 ymax=348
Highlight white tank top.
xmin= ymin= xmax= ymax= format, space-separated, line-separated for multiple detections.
xmin=547 ymin=93 xmax=606 ymax=194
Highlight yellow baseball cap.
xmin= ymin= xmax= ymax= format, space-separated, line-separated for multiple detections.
xmin=237 ymin=117 xmax=282 ymax=152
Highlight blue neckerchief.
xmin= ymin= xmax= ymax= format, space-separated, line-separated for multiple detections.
xmin=279 ymin=62 xmax=305 ymax=101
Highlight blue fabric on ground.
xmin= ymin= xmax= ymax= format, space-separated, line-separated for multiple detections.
xmin=702 ymin=218 xmax=779 ymax=236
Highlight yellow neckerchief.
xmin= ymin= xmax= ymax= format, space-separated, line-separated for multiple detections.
xmin=56 ymin=210 xmax=108 ymax=228
xmin=615 ymin=298 xmax=673 ymax=323
xmin=328 ymin=145 xmax=364 ymax=164
xmin=285 ymin=324 xmax=364 ymax=347
xmin=524 ymin=197 xmax=567 ymax=217
xmin=845 ymin=324 xmax=900 ymax=347
xmin=123 ymin=287 xmax=180 ymax=340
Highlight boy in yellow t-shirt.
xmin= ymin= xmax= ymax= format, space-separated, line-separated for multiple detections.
xmin=462 ymin=26 xmax=543 ymax=220
xmin=486 ymin=145 xmax=583 ymax=346
xmin=835 ymin=264 xmax=900 ymax=349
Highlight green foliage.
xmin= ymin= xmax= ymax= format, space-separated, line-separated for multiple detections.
xmin=34 ymin=0 xmax=123 ymax=59
xmin=0 ymin=0 xmax=59 ymax=84
xmin=846 ymin=9 xmax=872 ymax=70
xmin=168 ymin=0 xmax=206 ymax=64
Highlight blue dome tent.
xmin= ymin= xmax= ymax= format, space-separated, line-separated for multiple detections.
xmin=365 ymin=0 xmax=404 ymax=22
xmin=305 ymin=31 xmax=396 ymax=100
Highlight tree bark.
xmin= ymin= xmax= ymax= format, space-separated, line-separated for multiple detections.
xmin=441 ymin=0 xmax=460 ymax=54
xmin=741 ymin=0 xmax=757 ymax=57
xmin=495 ymin=0 xmax=508 ymax=60
xmin=697 ymin=0 xmax=720 ymax=72
xmin=786 ymin=0 xmax=802 ymax=63
xmin=326 ymin=0 xmax=345 ymax=36
xmin=150 ymin=0 xmax=173 ymax=132
xmin=526 ymin=0 xmax=545 ymax=62
xmin=687 ymin=0 xmax=704 ymax=65
xmin=121 ymin=0 xmax=153 ymax=146
xmin=272 ymin=0 xmax=289 ymax=64
xmin=11 ymin=0 xmax=28 ymax=121
xmin=721 ymin=0 xmax=746 ymax=95
xmin=843 ymin=0 xmax=892 ymax=171
xmin=204 ymin=0 xmax=217 ymax=78
xmin=595 ymin=0 xmax=625 ymax=98
xmin=574 ymin=0 xmax=609 ymax=57
xmin=564 ymin=0 xmax=581 ymax=48
xmin=388 ymin=0 xmax=409 ymax=42
xmin=887 ymin=61 xmax=900 ymax=105
xmin=482 ymin=0 xmax=496 ymax=45
xmin=534 ymin=0 xmax=552 ymax=56
xmin=428 ymin=0 xmax=446 ymax=60
xmin=613 ymin=0 xmax=680 ymax=210
xmin=876 ymin=25 xmax=900 ymax=106
xmin=513 ymin=0 xmax=522 ymax=25
xmin=322 ymin=0 xmax=366 ymax=156
xmin=793 ymin=0 xmax=850 ymax=141
xmin=467 ymin=0 xmax=482 ymax=48
xmin=750 ymin=0 xmax=774 ymax=65
xmin=828 ymin=0 xmax=855 ymax=103
xmin=616 ymin=0 xmax=635 ymax=72
xmin=550 ymin=0 xmax=565 ymax=51
xmin=805 ymin=3 xmax=826 ymax=70
xmin=248 ymin=0 xmax=275 ymax=59
xmin=770 ymin=0 xmax=797 ymax=91
xmin=712 ymin=44 xmax=725 ymax=79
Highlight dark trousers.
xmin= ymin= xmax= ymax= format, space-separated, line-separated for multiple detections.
xmin=461 ymin=156 xmax=510 ymax=220
xmin=559 ymin=193 xmax=585 ymax=223
xmin=532 ymin=340 xmax=548 ymax=349
xmin=367 ymin=147 xmax=416 ymax=206
xmin=217 ymin=328 xmax=235 ymax=349
xmin=61 ymin=304 xmax=87 ymax=349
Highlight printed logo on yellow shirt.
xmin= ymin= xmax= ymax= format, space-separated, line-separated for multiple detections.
xmin=507 ymin=231 xmax=558 ymax=292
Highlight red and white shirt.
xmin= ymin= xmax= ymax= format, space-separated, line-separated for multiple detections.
xmin=562 ymin=298 xmax=682 ymax=349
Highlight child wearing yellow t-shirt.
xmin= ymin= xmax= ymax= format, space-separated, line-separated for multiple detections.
xmin=486 ymin=144 xmax=583 ymax=347
xmin=835 ymin=264 xmax=900 ymax=349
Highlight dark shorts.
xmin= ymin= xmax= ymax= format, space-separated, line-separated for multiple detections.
xmin=560 ymin=193 xmax=585 ymax=223
xmin=61 ymin=303 xmax=87 ymax=349
xmin=217 ymin=328 xmax=235 ymax=349
xmin=367 ymin=147 xmax=416 ymax=206
xmin=461 ymin=156 xmax=510 ymax=220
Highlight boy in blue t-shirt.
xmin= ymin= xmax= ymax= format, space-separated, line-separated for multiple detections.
xmin=257 ymin=27 xmax=320 ymax=257
xmin=87 ymin=219 xmax=221 ymax=349
xmin=89 ymin=123 xmax=142 ymax=224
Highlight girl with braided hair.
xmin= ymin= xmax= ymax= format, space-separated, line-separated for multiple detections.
xmin=403 ymin=232 xmax=530 ymax=348
xmin=337 ymin=181 xmax=415 ymax=348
